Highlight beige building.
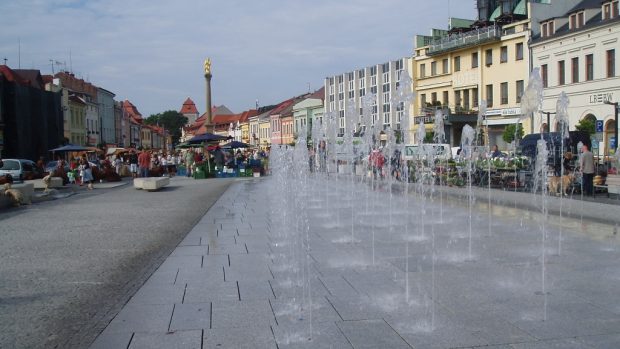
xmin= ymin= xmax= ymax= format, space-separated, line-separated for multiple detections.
xmin=411 ymin=1 xmax=583 ymax=148
xmin=532 ymin=0 xmax=620 ymax=156
xmin=413 ymin=18 xmax=531 ymax=148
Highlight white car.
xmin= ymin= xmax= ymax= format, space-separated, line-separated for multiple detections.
xmin=403 ymin=144 xmax=452 ymax=161
xmin=0 ymin=159 xmax=42 ymax=182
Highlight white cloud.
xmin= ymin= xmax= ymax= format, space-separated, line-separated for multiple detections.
xmin=1 ymin=0 xmax=476 ymax=116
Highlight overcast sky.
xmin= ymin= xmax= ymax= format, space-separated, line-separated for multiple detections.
xmin=1 ymin=0 xmax=476 ymax=117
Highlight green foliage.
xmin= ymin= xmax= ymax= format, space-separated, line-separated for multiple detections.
xmin=502 ymin=124 xmax=524 ymax=144
xmin=575 ymin=118 xmax=595 ymax=135
xmin=145 ymin=110 xmax=188 ymax=145
xmin=424 ymin=132 xmax=435 ymax=143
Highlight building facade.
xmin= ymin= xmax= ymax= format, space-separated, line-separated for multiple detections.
xmin=532 ymin=0 xmax=620 ymax=156
xmin=98 ymin=87 xmax=116 ymax=145
xmin=411 ymin=0 xmax=585 ymax=148
xmin=324 ymin=58 xmax=410 ymax=138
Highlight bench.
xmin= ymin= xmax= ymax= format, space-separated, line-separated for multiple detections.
xmin=1 ymin=183 xmax=34 ymax=207
xmin=133 ymin=177 xmax=170 ymax=191
xmin=593 ymin=184 xmax=608 ymax=198
xmin=606 ymin=174 xmax=620 ymax=197
xmin=45 ymin=177 xmax=64 ymax=189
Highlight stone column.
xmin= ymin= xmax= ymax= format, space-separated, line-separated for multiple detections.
xmin=205 ymin=73 xmax=213 ymax=127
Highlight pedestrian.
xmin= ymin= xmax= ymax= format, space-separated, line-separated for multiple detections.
xmin=138 ymin=150 xmax=151 ymax=178
xmin=318 ymin=140 xmax=327 ymax=172
xmin=129 ymin=150 xmax=138 ymax=178
xmin=491 ymin=145 xmax=502 ymax=158
xmin=114 ymin=156 xmax=122 ymax=175
xmin=580 ymin=144 xmax=594 ymax=196
xmin=79 ymin=155 xmax=94 ymax=190
xmin=185 ymin=150 xmax=194 ymax=177
xmin=213 ymin=146 xmax=224 ymax=171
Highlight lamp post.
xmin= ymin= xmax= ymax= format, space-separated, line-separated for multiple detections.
xmin=604 ymin=101 xmax=619 ymax=155
xmin=542 ymin=111 xmax=556 ymax=134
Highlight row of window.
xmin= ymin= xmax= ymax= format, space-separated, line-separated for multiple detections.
xmin=419 ymin=43 xmax=524 ymax=78
xmin=328 ymin=69 xmax=404 ymax=106
xmin=541 ymin=49 xmax=616 ymax=87
xmin=541 ymin=1 xmax=619 ymax=39
xmin=420 ymin=80 xmax=525 ymax=110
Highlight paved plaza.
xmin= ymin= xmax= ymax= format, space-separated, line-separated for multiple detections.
xmin=89 ymin=174 xmax=620 ymax=349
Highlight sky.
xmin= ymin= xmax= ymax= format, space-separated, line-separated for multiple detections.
xmin=1 ymin=0 xmax=477 ymax=117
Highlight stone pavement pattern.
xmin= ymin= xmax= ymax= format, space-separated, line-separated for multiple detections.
xmin=91 ymin=177 xmax=620 ymax=349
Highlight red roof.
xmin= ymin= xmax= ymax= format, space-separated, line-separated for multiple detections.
xmin=212 ymin=109 xmax=258 ymax=126
xmin=0 ymin=65 xmax=45 ymax=89
xmin=310 ymin=86 xmax=325 ymax=100
xmin=180 ymin=97 xmax=199 ymax=115
xmin=268 ymin=99 xmax=295 ymax=116
xmin=122 ymin=100 xmax=143 ymax=124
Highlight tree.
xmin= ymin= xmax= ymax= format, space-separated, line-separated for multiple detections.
xmin=502 ymin=123 xmax=524 ymax=144
xmin=575 ymin=118 xmax=595 ymax=135
xmin=145 ymin=110 xmax=188 ymax=145
xmin=424 ymin=131 xmax=435 ymax=143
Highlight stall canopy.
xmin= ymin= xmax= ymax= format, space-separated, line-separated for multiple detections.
xmin=49 ymin=144 xmax=89 ymax=152
xmin=188 ymin=133 xmax=230 ymax=144
xmin=221 ymin=141 xmax=250 ymax=149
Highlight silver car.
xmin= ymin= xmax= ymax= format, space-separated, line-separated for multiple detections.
xmin=0 ymin=159 xmax=41 ymax=182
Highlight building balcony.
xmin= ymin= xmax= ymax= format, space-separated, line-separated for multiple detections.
xmin=427 ymin=25 xmax=501 ymax=56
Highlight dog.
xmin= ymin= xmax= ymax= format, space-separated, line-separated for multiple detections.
xmin=548 ymin=173 xmax=575 ymax=196
xmin=4 ymin=183 xmax=30 ymax=206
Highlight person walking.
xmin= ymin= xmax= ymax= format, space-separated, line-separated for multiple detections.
xmin=79 ymin=155 xmax=94 ymax=190
xmin=138 ymin=150 xmax=151 ymax=178
xmin=580 ymin=144 xmax=595 ymax=196
xmin=129 ymin=150 xmax=138 ymax=178
xmin=114 ymin=156 xmax=122 ymax=175
xmin=213 ymin=146 xmax=224 ymax=171
xmin=185 ymin=150 xmax=194 ymax=177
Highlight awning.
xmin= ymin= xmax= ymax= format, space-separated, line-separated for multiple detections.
xmin=514 ymin=0 xmax=527 ymax=16
xmin=489 ymin=5 xmax=501 ymax=21
xmin=485 ymin=117 xmax=520 ymax=126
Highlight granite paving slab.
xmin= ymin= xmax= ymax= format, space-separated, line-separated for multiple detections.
xmin=210 ymin=299 xmax=276 ymax=329
xmin=128 ymin=330 xmax=202 ymax=349
xmin=103 ymin=304 xmax=174 ymax=334
xmin=336 ymin=319 xmax=412 ymax=349
xmin=168 ymin=302 xmax=211 ymax=331
xmin=273 ymin=321 xmax=353 ymax=349
xmin=183 ymin=282 xmax=239 ymax=303
xmin=203 ymin=325 xmax=277 ymax=349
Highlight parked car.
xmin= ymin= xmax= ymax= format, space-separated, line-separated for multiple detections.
xmin=45 ymin=160 xmax=71 ymax=175
xmin=403 ymin=143 xmax=452 ymax=161
xmin=0 ymin=159 xmax=43 ymax=182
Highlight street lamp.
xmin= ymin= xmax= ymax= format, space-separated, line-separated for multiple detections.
xmin=603 ymin=101 xmax=619 ymax=155
xmin=542 ymin=111 xmax=556 ymax=134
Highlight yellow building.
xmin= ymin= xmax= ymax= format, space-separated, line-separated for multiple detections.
xmin=413 ymin=17 xmax=532 ymax=149
xmin=258 ymin=115 xmax=271 ymax=149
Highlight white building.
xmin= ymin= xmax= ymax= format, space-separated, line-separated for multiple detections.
xmin=324 ymin=58 xmax=411 ymax=138
xmin=531 ymin=0 xmax=619 ymax=156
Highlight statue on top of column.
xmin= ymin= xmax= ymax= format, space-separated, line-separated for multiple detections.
xmin=204 ymin=58 xmax=212 ymax=75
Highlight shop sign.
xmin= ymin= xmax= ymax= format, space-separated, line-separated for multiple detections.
xmin=485 ymin=107 xmax=522 ymax=117
xmin=414 ymin=113 xmax=448 ymax=124
xmin=588 ymin=92 xmax=613 ymax=104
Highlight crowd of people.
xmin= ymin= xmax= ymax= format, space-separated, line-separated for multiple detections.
xmin=116 ymin=146 xmax=271 ymax=178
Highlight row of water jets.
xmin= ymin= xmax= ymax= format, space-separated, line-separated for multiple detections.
xmin=265 ymin=69 xmax=584 ymax=342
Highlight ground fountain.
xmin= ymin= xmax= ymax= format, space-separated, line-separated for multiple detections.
xmin=259 ymin=68 xmax=620 ymax=346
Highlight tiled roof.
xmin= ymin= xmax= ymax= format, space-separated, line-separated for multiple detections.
xmin=310 ymin=87 xmax=325 ymax=100
xmin=122 ymin=100 xmax=143 ymax=123
xmin=54 ymin=71 xmax=97 ymax=97
xmin=0 ymin=66 xmax=45 ymax=89
xmin=211 ymin=109 xmax=259 ymax=126
xmin=180 ymin=97 xmax=199 ymax=115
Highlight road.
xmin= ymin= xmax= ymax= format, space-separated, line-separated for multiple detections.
xmin=0 ymin=177 xmax=233 ymax=349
